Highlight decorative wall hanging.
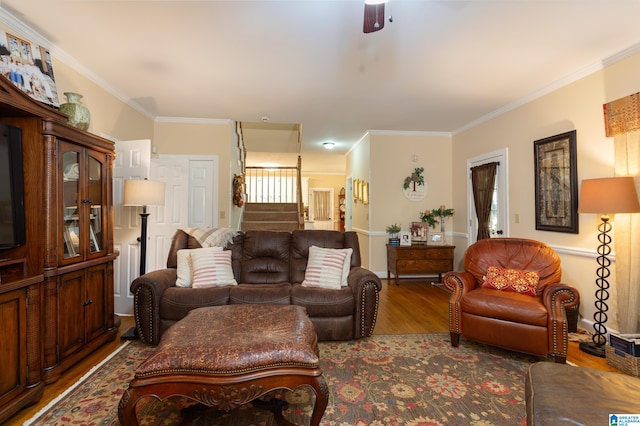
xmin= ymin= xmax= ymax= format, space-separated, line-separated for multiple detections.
xmin=534 ymin=130 xmax=578 ymax=233
xmin=362 ymin=182 xmax=369 ymax=205
xmin=603 ymin=92 xmax=640 ymax=137
xmin=232 ymin=174 xmax=245 ymax=207
xmin=403 ymin=167 xmax=427 ymax=201
xmin=0 ymin=30 xmax=59 ymax=107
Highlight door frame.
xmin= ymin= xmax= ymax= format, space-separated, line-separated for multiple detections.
xmin=466 ymin=148 xmax=509 ymax=244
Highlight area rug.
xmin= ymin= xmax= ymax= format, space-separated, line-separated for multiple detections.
xmin=25 ymin=334 xmax=540 ymax=425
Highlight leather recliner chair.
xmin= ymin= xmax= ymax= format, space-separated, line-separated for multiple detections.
xmin=443 ymin=238 xmax=580 ymax=363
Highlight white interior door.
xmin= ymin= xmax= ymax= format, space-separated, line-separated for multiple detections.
xmin=467 ymin=148 xmax=509 ymax=244
xmin=113 ymin=139 xmax=151 ymax=316
xmin=147 ymin=155 xmax=218 ymax=272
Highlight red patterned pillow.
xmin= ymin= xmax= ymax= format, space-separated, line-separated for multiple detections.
xmin=481 ymin=265 xmax=539 ymax=296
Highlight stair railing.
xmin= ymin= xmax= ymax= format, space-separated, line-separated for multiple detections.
xmin=244 ymin=156 xmax=303 ymax=229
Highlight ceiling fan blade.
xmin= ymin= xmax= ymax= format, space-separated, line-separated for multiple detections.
xmin=363 ymin=3 xmax=385 ymax=33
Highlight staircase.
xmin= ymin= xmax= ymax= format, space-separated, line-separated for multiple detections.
xmin=241 ymin=202 xmax=300 ymax=232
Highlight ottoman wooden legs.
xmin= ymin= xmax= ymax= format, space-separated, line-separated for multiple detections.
xmin=118 ymin=367 xmax=329 ymax=426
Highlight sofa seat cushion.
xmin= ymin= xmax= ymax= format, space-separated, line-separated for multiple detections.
xmin=461 ymin=287 xmax=547 ymax=327
xmin=229 ymin=283 xmax=291 ymax=304
xmin=291 ymin=284 xmax=354 ymax=317
xmin=160 ymin=287 xmax=230 ymax=321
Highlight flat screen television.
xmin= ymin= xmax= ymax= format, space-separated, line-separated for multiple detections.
xmin=0 ymin=123 xmax=26 ymax=249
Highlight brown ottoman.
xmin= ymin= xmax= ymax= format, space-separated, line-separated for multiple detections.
xmin=525 ymin=362 xmax=640 ymax=425
xmin=118 ymin=304 xmax=328 ymax=425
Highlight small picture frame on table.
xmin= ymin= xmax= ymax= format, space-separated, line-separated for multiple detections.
xmin=410 ymin=221 xmax=428 ymax=244
xmin=428 ymin=232 xmax=444 ymax=245
xmin=400 ymin=232 xmax=412 ymax=246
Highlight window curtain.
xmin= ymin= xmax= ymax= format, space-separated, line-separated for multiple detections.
xmin=471 ymin=162 xmax=498 ymax=240
xmin=614 ymin=130 xmax=640 ymax=333
xmin=313 ymin=190 xmax=331 ymax=220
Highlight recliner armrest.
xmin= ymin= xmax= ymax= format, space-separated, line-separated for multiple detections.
xmin=130 ymin=268 xmax=177 ymax=344
xmin=347 ymin=267 xmax=382 ymax=339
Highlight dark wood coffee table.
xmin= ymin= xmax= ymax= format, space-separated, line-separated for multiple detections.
xmin=118 ymin=304 xmax=328 ymax=425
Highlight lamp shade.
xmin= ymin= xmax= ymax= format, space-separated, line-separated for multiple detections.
xmin=123 ymin=179 xmax=166 ymax=207
xmin=578 ymin=177 xmax=640 ymax=214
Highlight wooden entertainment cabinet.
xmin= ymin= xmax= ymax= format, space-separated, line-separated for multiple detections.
xmin=0 ymin=77 xmax=118 ymax=422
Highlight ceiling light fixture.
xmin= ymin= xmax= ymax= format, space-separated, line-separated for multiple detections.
xmin=323 ymin=142 xmax=335 ymax=150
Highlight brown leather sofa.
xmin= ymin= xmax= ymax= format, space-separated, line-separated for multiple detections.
xmin=131 ymin=229 xmax=382 ymax=345
xmin=443 ymin=238 xmax=580 ymax=363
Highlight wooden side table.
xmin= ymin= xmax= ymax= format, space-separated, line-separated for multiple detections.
xmin=386 ymin=244 xmax=455 ymax=285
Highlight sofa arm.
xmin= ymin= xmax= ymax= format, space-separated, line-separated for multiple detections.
xmin=130 ymin=268 xmax=177 ymax=345
xmin=542 ymin=282 xmax=580 ymax=361
xmin=347 ymin=267 xmax=382 ymax=339
xmin=443 ymin=271 xmax=477 ymax=335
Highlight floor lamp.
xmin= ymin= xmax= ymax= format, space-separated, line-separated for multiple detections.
xmin=578 ymin=176 xmax=640 ymax=357
xmin=123 ymin=179 xmax=166 ymax=275
xmin=121 ymin=178 xmax=166 ymax=340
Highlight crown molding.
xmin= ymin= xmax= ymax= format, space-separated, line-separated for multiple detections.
xmin=155 ymin=117 xmax=232 ymax=125
xmin=454 ymin=41 xmax=640 ymax=135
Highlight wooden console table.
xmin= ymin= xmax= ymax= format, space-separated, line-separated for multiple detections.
xmin=386 ymin=244 xmax=455 ymax=285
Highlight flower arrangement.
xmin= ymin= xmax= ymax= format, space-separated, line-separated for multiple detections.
xmin=420 ymin=205 xmax=455 ymax=229
xmin=403 ymin=167 xmax=424 ymax=191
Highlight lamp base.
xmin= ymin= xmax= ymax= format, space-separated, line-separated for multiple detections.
xmin=579 ymin=341 xmax=606 ymax=358
xmin=120 ymin=326 xmax=139 ymax=341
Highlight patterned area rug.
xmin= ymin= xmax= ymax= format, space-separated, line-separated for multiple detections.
xmin=25 ymin=334 xmax=540 ymax=425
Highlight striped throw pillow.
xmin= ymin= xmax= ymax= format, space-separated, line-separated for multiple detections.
xmin=175 ymin=247 xmax=223 ymax=287
xmin=301 ymin=246 xmax=349 ymax=289
xmin=191 ymin=249 xmax=237 ymax=288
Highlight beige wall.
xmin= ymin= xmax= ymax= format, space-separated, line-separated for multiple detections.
xmin=153 ymin=120 xmax=236 ymax=227
xmin=52 ymin=60 xmax=154 ymax=141
xmin=347 ymin=132 xmax=454 ymax=272
xmin=451 ymin=51 xmax=640 ymax=332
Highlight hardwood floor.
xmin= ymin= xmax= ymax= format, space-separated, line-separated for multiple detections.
xmin=7 ymin=279 xmax=621 ymax=424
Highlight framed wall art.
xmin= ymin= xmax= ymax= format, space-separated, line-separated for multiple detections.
xmin=534 ymin=130 xmax=578 ymax=233
xmin=0 ymin=30 xmax=59 ymax=107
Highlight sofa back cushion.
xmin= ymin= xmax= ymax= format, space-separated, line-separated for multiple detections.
xmin=290 ymin=230 xmax=361 ymax=284
xmin=463 ymin=238 xmax=561 ymax=291
xmin=237 ymin=230 xmax=291 ymax=284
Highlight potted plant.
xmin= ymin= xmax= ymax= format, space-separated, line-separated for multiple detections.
xmin=386 ymin=223 xmax=401 ymax=246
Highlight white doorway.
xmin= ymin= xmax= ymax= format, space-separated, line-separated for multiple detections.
xmin=309 ymin=187 xmax=335 ymax=230
xmin=147 ymin=155 xmax=219 ymax=273
xmin=113 ymin=139 xmax=151 ymax=315
xmin=467 ymin=148 xmax=508 ymax=244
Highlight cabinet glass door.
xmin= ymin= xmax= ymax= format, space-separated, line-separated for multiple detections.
xmin=88 ymin=155 xmax=104 ymax=254
xmin=62 ymin=151 xmax=80 ymax=259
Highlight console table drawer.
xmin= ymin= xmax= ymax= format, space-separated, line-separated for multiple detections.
xmin=396 ymin=259 xmax=452 ymax=272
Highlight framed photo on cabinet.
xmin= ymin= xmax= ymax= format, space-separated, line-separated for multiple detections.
xmin=428 ymin=232 xmax=444 ymax=245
